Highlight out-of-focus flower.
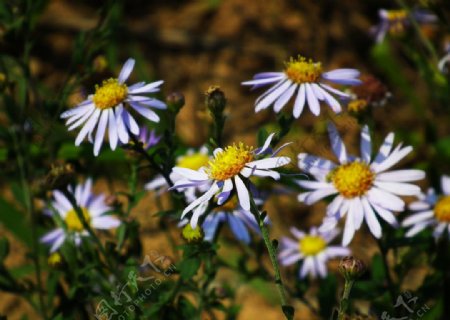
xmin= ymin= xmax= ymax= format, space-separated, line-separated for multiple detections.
xmin=402 ymin=175 xmax=450 ymax=239
xmin=171 ymin=133 xmax=290 ymax=227
xmin=61 ymin=58 xmax=166 ymax=156
xmin=48 ymin=252 xmax=64 ymax=268
xmin=135 ymin=126 xmax=161 ymax=151
xmin=93 ymin=55 xmax=108 ymax=73
xmin=371 ymin=9 xmax=437 ymax=43
xmin=242 ymin=56 xmax=361 ymax=118
xmin=347 ymin=74 xmax=391 ymax=112
xmin=297 ymin=123 xmax=425 ymax=245
xmin=279 ymin=227 xmax=350 ymax=279
xmin=145 ymin=146 xmax=212 ymax=202
xmin=438 ymin=42 xmax=450 ymax=74
xmin=179 ymin=195 xmax=269 ymax=243
xmin=40 ymin=179 xmax=121 ymax=252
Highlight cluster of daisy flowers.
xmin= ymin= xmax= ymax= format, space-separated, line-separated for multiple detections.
xmin=52 ymin=48 xmax=447 ymax=282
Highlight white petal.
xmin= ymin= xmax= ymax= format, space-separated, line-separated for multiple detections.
xmin=50 ymin=234 xmax=66 ymax=253
xmin=297 ymin=180 xmax=333 ymax=190
xmin=280 ymin=252 xmax=303 ymax=266
xmin=342 ymin=207 xmax=356 ymax=246
xmin=373 ymin=132 xmax=395 ymax=164
xmin=130 ymin=102 xmax=160 ymax=122
xmin=66 ymin=105 xmax=96 ymax=129
xmin=405 ymin=222 xmax=430 ymax=237
xmin=409 ymin=200 xmax=431 ymax=211
xmin=172 ymin=167 xmax=208 ymax=181
xmin=246 ymin=156 xmax=290 ymax=169
xmin=360 ymin=125 xmax=371 ymax=163
xmin=75 ymin=109 xmax=101 ymax=146
xmin=107 ymin=109 xmax=118 ymax=150
xmin=402 ymin=210 xmax=434 ymax=227
xmin=305 ymin=188 xmax=337 ymax=205
xmin=322 ymin=69 xmax=360 ymax=80
xmin=376 ymin=170 xmax=425 ymax=182
xmin=367 ymin=187 xmax=405 ymax=211
xmin=352 ymin=198 xmax=364 ymax=229
xmin=441 ymin=175 xmax=450 ymax=195
xmin=327 ymin=123 xmax=348 ymax=164
xmin=362 ymin=197 xmax=382 ymax=238
xmin=93 ymin=110 xmax=109 ymax=156
xmin=116 ymin=105 xmax=129 ymax=143
xmin=182 ymin=183 xmax=219 ymax=217
xmin=372 ymin=146 xmax=413 ymax=173
xmin=235 ymin=175 xmax=250 ymax=211
xmin=255 ymin=79 xmax=291 ymax=111
xmin=91 ymin=216 xmax=121 ymax=229
xmin=293 ymin=84 xmax=306 ymax=118
xmin=373 ymin=181 xmax=421 ymax=196
xmin=290 ymin=227 xmax=305 ymax=239
xmin=122 ymin=109 xmax=139 ymax=135
xmin=371 ymin=202 xmax=398 ymax=226
xmin=319 ymin=83 xmax=350 ymax=98
xmin=128 ymin=80 xmax=164 ymax=94
xmin=118 ymin=58 xmax=135 ymax=83
xmin=255 ymin=133 xmax=276 ymax=155
xmin=316 ymin=85 xmax=341 ymax=113
xmin=305 ymin=83 xmax=320 ymax=116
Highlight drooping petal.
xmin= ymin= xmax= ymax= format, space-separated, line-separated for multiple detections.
xmin=293 ymin=84 xmax=306 ymax=118
xmin=93 ymin=110 xmax=109 ymax=156
xmin=328 ymin=123 xmax=348 ymax=164
xmin=91 ymin=216 xmax=121 ymax=229
xmin=235 ymin=175 xmax=250 ymax=211
xmin=305 ymin=83 xmax=320 ymax=116
xmin=130 ymin=102 xmax=160 ymax=122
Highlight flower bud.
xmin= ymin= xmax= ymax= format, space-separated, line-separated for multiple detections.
xmin=166 ymin=92 xmax=185 ymax=113
xmin=205 ymin=85 xmax=226 ymax=115
xmin=339 ymin=256 xmax=365 ymax=280
xmin=181 ymin=224 xmax=204 ymax=243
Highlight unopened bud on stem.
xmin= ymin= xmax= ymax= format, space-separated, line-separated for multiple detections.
xmin=339 ymin=256 xmax=365 ymax=281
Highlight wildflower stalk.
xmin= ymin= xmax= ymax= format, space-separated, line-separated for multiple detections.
xmin=376 ymin=238 xmax=396 ymax=302
xmin=248 ymin=195 xmax=293 ymax=320
xmin=337 ymin=278 xmax=354 ymax=320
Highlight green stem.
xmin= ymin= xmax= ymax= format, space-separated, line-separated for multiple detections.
xmin=248 ymin=196 xmax=292 ymax=320
xmin=337 ymin=279 xmax=354 ymax=320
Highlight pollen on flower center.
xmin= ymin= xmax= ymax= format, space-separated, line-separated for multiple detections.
xmin=177 ymin=153 xmax=210 ymax=171
xmin=299 ymin=236 xmax=326 ymax=256
xmin=434 ymin=196 xmax=450 ymax=223
xmin=329 ymin=161 xmax=375 ymax=198
xmin=92 ymin=78 xmax=128 ymax=110
xmin=207 ymin=143 xmax=254 ymax=181
xmin=65 ymin=207 xmax=91 ymax=232
xmin=284 ymin=56 xmax=323 ymax=84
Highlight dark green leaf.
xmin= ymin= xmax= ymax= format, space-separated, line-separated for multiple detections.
xmin=0 ymin=197 xmax=31 ymax=246
xmin=179 ymin=258 xmax=201 ymax=280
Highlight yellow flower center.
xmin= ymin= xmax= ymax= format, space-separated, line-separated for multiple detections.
xmin=181 ymin=224 xmax=204 ymax=243
xmin=385 ymin=10 xmax=408 ymax=36
xmin=64 ymin=207 xmax=91 ymax=232
xmin=206 ymin=143 xmax=254 ymax=181
xmin=386 ymin=10 xmax=408 ymax=21
xmin=92 ymin=78 xmax=128 ymax=110
xmin=299 ymin=235 xmax=326 ymax=256
xmin=177 ymin=153 xmax=210 ymax=171
xmin=329 ymin=161 xmax=375 ymax=198
xmin=434 ymin=196 xmax=450 ymax=223
xmin=284 ymin=56 xmax=323 ymax=84
xmin=214 ymin=196 xmax=238 ymax=212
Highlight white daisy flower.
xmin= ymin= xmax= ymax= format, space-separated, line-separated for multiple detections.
xmin=145 ymin=146 xmax=211 ymax=202
xmin=170 ymin=133 xmax=291 ymax=227
xmin=371 ymin=9 xmax=437 ymax=44
xmin=40 ymin=179 xmax=121 ymax=252
xmin=61 ymin=58 xmax=166 ymax=156
xmin=279 ymin=227 xmax=350 ymax=279
xmin=402 ymin=175 xmax=450 ymax=239
xmin=241 ymin=56 xmax=361 ymax=118
xmin=297 ymin=123 xmax=425 ymax=245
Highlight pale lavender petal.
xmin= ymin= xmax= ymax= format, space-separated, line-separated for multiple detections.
xmin=328 ymin=123 xmax=347 ymax=164
xmin=235 ymin=175 xmax=250 ymax=211
xmin=293 ymin=84 xmax=306 ymax=118
xmin=118 ymin=58 xmax=135 ymax=84
xmin=93 ymin=111 xmax=108 ymax=156
xmin=75 ymin=109 xmax=100 ymax=146
xmin=255 ymin=79 xmax=291 ymax=112
xmin=305 ymin=83 xmax=320 ymax=116
xmin=91 ymin=216 xmax=121 ymax=229
xmin=128 ymin=80 xmax=164 ymax=94
xmin=376 ymin=169 xmax=425 ymax=182
xmin=274 ymin=84 xmax=296 ymax=112
xmin=228 ymin=214 xmax=251 ymax=244
xmin=360 ymin=125 xmax=371 ymax=163
xmin=129 ymin=102 xmax=160 ymax=122
xmin=441 ymin=175 xmax=450 ymax=195
xmin=108 ymin=109 xmax=118 ymax=150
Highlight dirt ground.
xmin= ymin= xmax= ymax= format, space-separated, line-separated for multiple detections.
xmin=1 ymin=0 xmax=439 ymax=319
